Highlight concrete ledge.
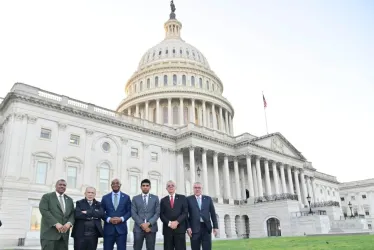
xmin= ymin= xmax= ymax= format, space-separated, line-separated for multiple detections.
xmin=307 ymin=232 xmax=372 ymax=236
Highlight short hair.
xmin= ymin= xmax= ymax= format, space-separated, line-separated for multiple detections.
xmin=111 ymin=178 xmax=121 ymax=185
xmin=166 ymin=180 xmax=176 ymax=189
xmin=193 ymin=182 xmax=203 ymax=187
xmin=85 ymin=186 xmax=96 ymax=192
xmin=141 ymin=179 xmax=151 ymax=186
xmin=55 ymin=179 xmax=66 ymax=185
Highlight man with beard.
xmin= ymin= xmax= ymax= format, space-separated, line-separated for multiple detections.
xmin=39 ymin=179 xmax=75 ymax=250
xmin=101 ymin=178 xmax=131 ymax=250
xmin=72 ymin=187 xmax=104 ymax=250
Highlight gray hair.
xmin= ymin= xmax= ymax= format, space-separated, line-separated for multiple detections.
xmin=193 ymin=182 xmax=203 ymax=187
xmin=166 ymin=180 xmax=176 ymax=189
xmin=85 ymin=186 xmax=96 ymax=192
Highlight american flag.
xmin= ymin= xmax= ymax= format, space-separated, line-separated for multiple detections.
xmin=263 ymin=94 xmax=267 ymax=108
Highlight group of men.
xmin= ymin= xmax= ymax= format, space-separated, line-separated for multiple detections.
xmin=39 ymin=178 xmax=218 ymax=250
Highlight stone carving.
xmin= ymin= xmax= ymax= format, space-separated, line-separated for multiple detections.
xmin=14 ymin=113 xmax=24 ymax=121
xmin=120 ymin=137 xmax=128 ymax=145
xmin=85 ymin=129 xmax=94 ymax=136
xmin=271 ymin=137 xmax=285 ymax=153
xmin=27 ymin=116 xmax=37 ymax=124
xmin=142 ymin=143 xmax=149 ymax=149
xmin=58 ymin=123 xmax=67 ymax=130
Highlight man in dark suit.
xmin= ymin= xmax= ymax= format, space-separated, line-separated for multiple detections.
xmin=186 ymin=182 xmax=219 ymax=250
xmin=101 ymin=178 xmax=131 ymax=250
xmin=39 ymin=179 xmax=75 ymax=250
xmin=72 ymin=187 xmax=104 ymax=250
xmin=160 ymin=180 xmax=188 ymax=250
xmin=131 ymin=179 xmax=160 ymax=250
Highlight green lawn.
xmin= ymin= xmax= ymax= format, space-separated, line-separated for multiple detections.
xmin=212 ymin=235 xmax=374 ymax=250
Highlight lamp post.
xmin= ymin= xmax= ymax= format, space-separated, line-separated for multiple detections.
xmin=196 ymin=165 xmax=201 ymax=177
xmin=307 ymin=193 xmax=313 ymax=214
xmin=348 ymin=201 xmax=354 ymax=217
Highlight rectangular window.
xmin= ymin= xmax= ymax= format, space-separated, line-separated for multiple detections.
xmin=130 ymin=176 xmax=138 ymax=195
xmin=150 ymin=178 xmax=158 ymax=195
xmin=131 ymin=148 xmax=138 ymax=158
xmin=67 ymin=167 xmax=77 ymax=188
xmin=351 ymin=196 xmax=356 ymax=200
xmin=99 ymin=168 xmax=109 ymax=193
xmin=151 ymin=152 xmax=158 ymax=162
xmin=341 ymin=197 xmax=345 ymax=201
xmin=40 ymin=128 xmax=51 ymax=139
xmin=36 ymin=162 xmax=48 ymax=184
xmin=69 ymin=134 xmax=80 ymax=145
xmin=30 ymin=207 xmax=42 ymax=231
xmin=366 ymin=211 xmax=370 ymax=216
xmin=362 ymin=195 xmax=367 ymax=199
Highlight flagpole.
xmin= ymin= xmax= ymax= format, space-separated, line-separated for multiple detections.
xmin=263 ymin=91 xmax=269 ymax=135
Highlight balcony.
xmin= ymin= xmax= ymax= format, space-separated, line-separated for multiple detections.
xmin=254 ymin=193 xmax=298 ymax=204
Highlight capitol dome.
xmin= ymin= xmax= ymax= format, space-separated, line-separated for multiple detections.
xmin=117 ymin=4 xmax=234 ymax=135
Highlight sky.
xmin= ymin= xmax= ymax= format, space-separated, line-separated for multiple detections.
xmin=0 ymin=0 xmax=373 ymax=183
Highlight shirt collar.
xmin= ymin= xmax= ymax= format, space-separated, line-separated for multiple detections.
xmin=56 ymin=192 xmax=64 ymax=197
xmin=196 ymin=195 xmax=202 ymax=199
xmin=142 ymin=193 xmax=149 ymax=196
xmin=112 ymin=191 xmax=120 ymax=195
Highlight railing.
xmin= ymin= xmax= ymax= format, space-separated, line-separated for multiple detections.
xmin=254 ymin=193 xmax=298 ymax=204
xmin=310 ymin=201 xmax=340 ymax=208
xmin=341 ymin=215 xmax=365 ymax=220
xmin=291 ymin=210 xmax=326 ymax=217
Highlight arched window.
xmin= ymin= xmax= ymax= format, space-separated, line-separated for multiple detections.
xmin=163 ymin=107 xmax=168 ymax=124
xmin=164 ymin=75 xmax=168 ymax=86
xmin=173 ymin=106 xmax=179 ymax=125
xmin=191 ymin=76 xmax=195 ymax=87
xmin=155 ymin=76 xmax=159 ymax=87
xmin=173 ymin=75 xmax=177 ymax=86
xmin=182 ymin=75 xmax=186 ymax=86
xmin=183 ymin=107 xmax=189 ymax=124
xmin=153 ymin=108 xmax=157 ymax=123
xmin=147 ymin=78 xmax=150 ymax=89
xmin=99 ymin=163 xmax=110 ymax=193
xmin=140 ymin=81 xmax=143 ymax=91
xmin=199 ymin=78 xmax=203 ymax=88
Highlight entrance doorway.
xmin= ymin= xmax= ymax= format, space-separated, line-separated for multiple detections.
xmin=266 ymin=218 xmax=281 ymax=237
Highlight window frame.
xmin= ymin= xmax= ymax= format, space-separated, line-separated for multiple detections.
xmin=40 ymin=128 xmax=52 ymax=140
xmin=69 ymin=134 xmax=80 ymax=146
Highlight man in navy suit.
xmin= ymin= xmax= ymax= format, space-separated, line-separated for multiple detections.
xmin=186 ymin=182 xmax=218 ymax=250
xmin=101 ymin=178 xmax=131 ymax=250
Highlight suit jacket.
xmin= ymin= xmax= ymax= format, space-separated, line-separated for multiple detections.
xmin=160 ymin=194 xmax=188 ymax=235
xmin=187 ymin=195 xmax=218 ymax=234
xmin=131 ymin=193 xmax=160 ymax=233
xmin=101 ymin=191 xmax=131 ymax=236
xmin=39 ymin=192 xmax=75 ymax=240
xmin=71 ymin=198 xmax=104 ymax=238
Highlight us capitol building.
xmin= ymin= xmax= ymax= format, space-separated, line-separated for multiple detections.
xmin=0 ymin=3 xmax=372 ymax=247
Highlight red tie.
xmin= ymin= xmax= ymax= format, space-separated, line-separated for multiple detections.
xmin=170 ymin=195 xmax=174 ymax=208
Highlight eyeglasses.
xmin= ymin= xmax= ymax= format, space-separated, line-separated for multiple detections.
xmin=167 ymin=184 xmax=175 ymax=188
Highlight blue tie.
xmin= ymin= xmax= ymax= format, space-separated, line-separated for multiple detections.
xmin=197 ymin=197 xmax=201 ymax=210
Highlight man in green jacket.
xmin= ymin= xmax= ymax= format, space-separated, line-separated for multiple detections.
xmin=39 ymin=179 xmax=75 ymax=250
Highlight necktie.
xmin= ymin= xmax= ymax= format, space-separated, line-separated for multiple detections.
xmin=197 ymin=197 xmax=201 ymax=210
xmin=88 ymin=200 xmax=93 ymax=206
xmin=170 ymin=195 xmax=174 ymax=208
xmin=114 ymin=193 xmax=119 ymax=210
xmin=59 ymin=195 xmax=65 ymax=213
xmin=143 ymin=195 xmax=147 ymax=209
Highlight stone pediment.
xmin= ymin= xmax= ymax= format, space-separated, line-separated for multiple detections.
xmin=251 ymin=132 xmax=306 ymax=160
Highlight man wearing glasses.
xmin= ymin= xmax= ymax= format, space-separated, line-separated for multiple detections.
xmin=160 ymin=180 xmax=188 ymax=250
xmin=131 ymin=179 xmax=160 ymax=250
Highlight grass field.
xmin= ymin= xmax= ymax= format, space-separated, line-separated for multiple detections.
xmin=211 ymin=235 xmax=374 ymax=250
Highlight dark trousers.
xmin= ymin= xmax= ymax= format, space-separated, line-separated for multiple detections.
xmin=133 ymin=232 xmax=156 ymax=250
xmin=163 ymin=233 xmax=186 ymax=250
xmin=74 ymin=235 xmax=98 ymax=250
xmin=191 ymin=223 xmax=212 ymax=250
xmin=103 ymin=232 xmax=127 ymax=250
xmin=41 ymin=238 xmax=68 ymax=250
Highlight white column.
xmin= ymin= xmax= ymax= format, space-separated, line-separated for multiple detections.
xmin=213 ymin=151 xmax=221 ymax=198
xmin=225 ymin=110 xmax=229 ymax=134
xmin=311 ymin=177 xmax=317 ymax=202
xmin=202 ymin=101 xmax=207 ymax=127
xmin=168 ymin=98 xmax=172 ymax=126
xmin=223 ymin=155 xmax=232 ymax=199
xmin=229 ymin=114 xmax=234 ymax=135
xmin=135 ymin=104 xmax=139 ymax=118
xmin=239 ymin=166 xmax=246 ymax=199
xmin=279 ymin=163 xmax=287 ymax=193
xmin=179 ymin=98 xmax=184 ymax=125
xmin=219 ymin=107 xmax=224 ymax=131
xmin=202 ymin=148 xmax=208 ymax=194
xmin=212 ymin=103 xmax=217 ymax=130
xmin=145 ymin=101 xmax=149 ymax=120
xmin=246 ymin=155 xmax=255 ymax=198
xmin=287 ymin=165 xmax=295 ymax=194
xmin=272 ymin=161 xmax=280 ymax=195
xmin=252 ymin=164 xmax=258 ymax=197
xmin=177 ymin=149 xmax=185 ymax=195
xmin=190 ymin=99 xmax=195 ymax=123
xmin=234 ymin=157 xmax=241 ymax=200
xmin=300 ymin=171 xmax=308 ymax=205
xmin=189 ymin=147 xmax=196 ymax=189
xmin=156 ymin=99 xmax=160 ymax=124
xmin=264 ymin=159 xmax=271 ymax=195
xmin=255 ymin=156 xmax=264 ymax=197
xmin=293 ymin=168 xmax=302 ymax=205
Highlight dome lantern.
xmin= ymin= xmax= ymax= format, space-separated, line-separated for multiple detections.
xmin=164 ymin=1 xmax=182 ymax=40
